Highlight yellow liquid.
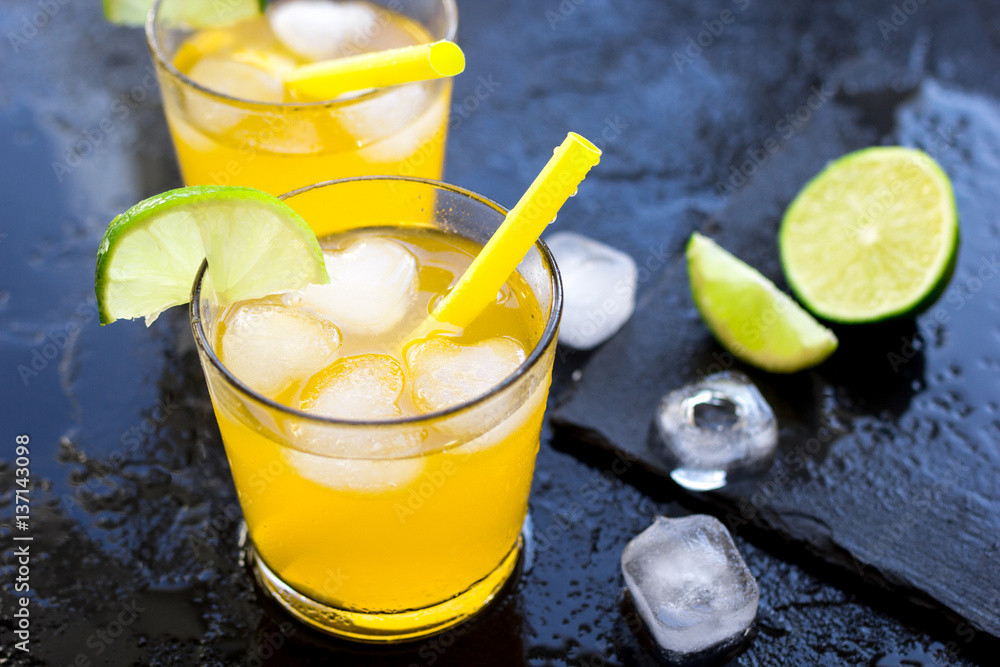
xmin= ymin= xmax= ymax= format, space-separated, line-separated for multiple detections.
xmin=161 ymin=0 xmax=452 ymax=197
xmin=210 ymin=228 xmax=549 ymax=618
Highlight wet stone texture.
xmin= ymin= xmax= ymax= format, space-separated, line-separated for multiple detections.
xmin=549 ymin=0 xmax=1000 ymax=651
xmin=0 ymin=0 xmax=999 ymax=665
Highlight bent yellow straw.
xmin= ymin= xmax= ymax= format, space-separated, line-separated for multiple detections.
xmin=429 ymin=132 xmax=602 ymax=331
xmin=285 ymin=40 xmax=465 ymax=101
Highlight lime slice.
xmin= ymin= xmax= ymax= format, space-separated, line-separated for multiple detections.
xmin=780 ymin=147 xmax=959 ymax=323
xmin=687 ymin=233 xmax=838 ymax=373
xmin=96 ymin=185 xmax=328 ymax=325
xmin=104 ymin=0 xmax=261 ymax=28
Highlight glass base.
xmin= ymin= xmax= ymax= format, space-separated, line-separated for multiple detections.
xmin=249 ymin=537 xmax=523 ymax=643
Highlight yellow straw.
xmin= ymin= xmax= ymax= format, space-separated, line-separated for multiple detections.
xmin=285 ymin=40 xmax=465 ymax=101
xmin=429 ymin=132 xmax=602 ymax=331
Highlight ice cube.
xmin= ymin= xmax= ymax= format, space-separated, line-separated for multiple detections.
xmin=300 ymin=354 xmax=405 ymax=421
xmin=283 ymin=449 xmax=425 ymax=493
xmin=293 ymin=239 xmax=418 ymax=334
xmin=288 ymin=354 xmax=424 ymax=491
xmin=406 ymin=337 xmax=526 ymax=413
xmin=220 ymin=302 xmax=341 ymax=396
xmin=544 ymin=231 xmax=637 ymax=350
xmin=268 ymin=0 xmax=380 ymax=61
xmin=456 ymin=376 xmax=548 ymax=454
xmin=185 ymin=58 xmax=285 ymax=133
xmin=344 ymin=85 xmax=435 ymax=162
xmin=650 ymin=371 xmax=778 ymax=491
xmin=621 ymin=515 xmax=759 ymax=660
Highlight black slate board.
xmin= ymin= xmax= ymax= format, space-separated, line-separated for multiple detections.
xmin=552 ymin=72 xmax=1000 ymax=638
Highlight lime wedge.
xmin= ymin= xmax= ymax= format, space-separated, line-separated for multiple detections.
xmin=96 ymin=185 xmax=328 ymax=325
xmin=780 ymin=147 xmax=959 ymax=323
xmin=687 ymin=233 xmax=838 ymax=373
xmin=104 ymin=0 xmax=261 ymax=28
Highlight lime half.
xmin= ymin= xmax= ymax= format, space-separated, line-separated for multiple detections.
xmin=105 ymin=0 xmax=261 ymax=28
xmin=780 ymin=147 xmax=959 ymax=323
xmin=96 ymin=185 xmax=328 ymax=325
xmin=687 ymin=233 xmax=838 ymax=373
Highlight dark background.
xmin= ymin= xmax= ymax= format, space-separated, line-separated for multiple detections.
xmin=1 ymin=0 xmax=999 ymax=665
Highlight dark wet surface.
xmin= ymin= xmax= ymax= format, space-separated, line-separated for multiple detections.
xmin=1 ymin=0 xmax=999 ymax=665
xmin=549 ymin=0 xmax=1000 ymax=650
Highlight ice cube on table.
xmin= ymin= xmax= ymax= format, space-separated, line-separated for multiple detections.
xmin=268 ymin=0 xmax=380 ymax=61
xmin=622 ymin=515 xmax=759 ymax=660
xmin=185 ymin=58 xmax=285 ymax=133
xmin=300 ymin=354 xmax=405 ymax=420
xmin=220 ymin=302 xmax=341 ymax=396
xmin=288 ymin=354 xmax=424 ymax=491
xmin=292 ymin=239 xmax=418 ymax=334
xmin=406 ymin=337 xmax=526 ymax=413
xmin=650 ymin=371 xmax=777 ymax=491
xmin=544 ymin=231 xmax=637 ymax=350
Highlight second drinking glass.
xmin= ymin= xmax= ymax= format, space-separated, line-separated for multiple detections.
xmin=147 ymin=0 xmax=458 ymax=196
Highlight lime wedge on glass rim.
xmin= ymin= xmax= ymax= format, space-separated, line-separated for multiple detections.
xmin=780 ymin=146 xmax=959 ymax=323
xmin=687 ymin=233 xmax=838 ymax=373
xmin=96 ymin=185 xmax=328 ymax=325
xmin=104 ymin=0 xmax=262 ymax=27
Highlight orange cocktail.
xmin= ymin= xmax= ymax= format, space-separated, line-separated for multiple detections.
xmin=190 ymin=177 xmax=562 ymax=642
xmin=147 ymin=0 xmax=457 ymax=196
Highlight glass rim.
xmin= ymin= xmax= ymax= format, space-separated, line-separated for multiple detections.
xmin=146 ymin=0 xmax=459 ymax=111
xmin=189 ymin=175 xmax=564 ymax=429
